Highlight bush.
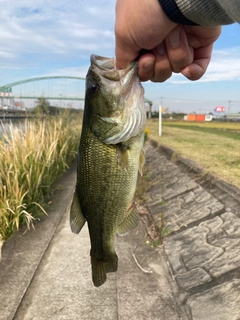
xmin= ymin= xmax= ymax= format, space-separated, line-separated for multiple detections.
xmin=0 ymin=116 xmax=81 ymax=242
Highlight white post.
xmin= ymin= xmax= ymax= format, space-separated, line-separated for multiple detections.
xmin=159 ymin=104 xmax=162 ymax=136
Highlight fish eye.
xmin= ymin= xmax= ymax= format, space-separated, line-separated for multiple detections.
xmin=89 ymin=83 xmax=99 ymax=94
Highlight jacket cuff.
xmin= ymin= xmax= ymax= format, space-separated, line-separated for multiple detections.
xmin=158 ymin=0 xmax=199 ymax=25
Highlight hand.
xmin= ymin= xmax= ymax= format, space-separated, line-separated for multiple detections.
xmin=115 ymin=0 xmax=222 ymax=82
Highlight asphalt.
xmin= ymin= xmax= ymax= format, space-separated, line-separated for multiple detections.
xmin=0 ymin=140 xmax=240 ymax=320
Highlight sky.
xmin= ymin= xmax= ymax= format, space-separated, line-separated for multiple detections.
xmin=0 ymin=0 xmax=240 ymax=113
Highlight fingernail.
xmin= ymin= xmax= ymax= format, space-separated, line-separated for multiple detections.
xmin=157 ymin=43 xmax=166 ymax=56
xmin=168 ymin=29 xmax=180 ymax=48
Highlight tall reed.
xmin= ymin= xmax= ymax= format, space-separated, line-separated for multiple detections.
xmin=0 ymin=116 xmax=81 ymax=243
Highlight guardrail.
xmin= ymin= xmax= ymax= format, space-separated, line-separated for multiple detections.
xmin=0 ymin=108 xmax=32 ymax=119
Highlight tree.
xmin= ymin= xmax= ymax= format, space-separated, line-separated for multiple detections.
xmin=33 ymin=98 xmax=50 ymax=115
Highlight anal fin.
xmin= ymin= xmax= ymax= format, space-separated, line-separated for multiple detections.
xmin=69 ymin=189 xmax=86 ymax=234
xmin=117 ymin=205 xmax=139 ymax=235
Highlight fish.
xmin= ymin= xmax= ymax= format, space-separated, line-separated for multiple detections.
xmin=69 ymin=54 xmax=146 ymax=287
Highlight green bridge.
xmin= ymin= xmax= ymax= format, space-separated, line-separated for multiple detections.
xmin=0 ymin=75 xmax=152 ymax=107
xmin=0 ymin=76 xmax=85 ymax=101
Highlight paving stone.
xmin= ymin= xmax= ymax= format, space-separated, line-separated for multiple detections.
xmin=175 ymin=268 xmax=211 ymax=290
xmin=220 ymin=211 xmax=240 ymax=237
xmin=162 ymin=174 xmax=198 ymax=200
xmin=187 ymin=279 xmax=240 ymax=320
xmin=145 ymin=144 xmax=197 ymax=190
xmin=203 ymin=212 xmax=240 ymax=278
xmin=144 ymin=144 xmax=225 ymax=232
xmin=148 ymin=186 xmax=224 ymax=233
xmin=164 ymin=225 xmax=222 ymax=281
xmin=164 ymin=212 xmax=240 ymax=290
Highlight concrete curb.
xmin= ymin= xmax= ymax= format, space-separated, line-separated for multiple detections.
xmin=149 ymin=139 xmax=240 ymax=212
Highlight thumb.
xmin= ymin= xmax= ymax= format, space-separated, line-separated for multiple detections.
xmin=115 ymin=40 xmax=139 ymax=70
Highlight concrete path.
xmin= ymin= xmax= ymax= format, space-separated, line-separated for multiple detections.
xmin=0 ymin=141 xmax=240 ymax=320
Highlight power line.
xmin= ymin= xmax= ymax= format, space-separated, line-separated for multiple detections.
xmin=152 ymin=96 xmax=240 ymax=103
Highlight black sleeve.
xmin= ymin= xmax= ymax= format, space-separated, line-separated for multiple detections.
xmin=158 ymin=0 xmax=199 ymax=25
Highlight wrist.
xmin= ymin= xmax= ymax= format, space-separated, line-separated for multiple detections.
xmin=158 ymin=0 xmax=198 ymax=25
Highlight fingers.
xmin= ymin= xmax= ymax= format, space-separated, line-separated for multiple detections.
xmin=138 ymin=26 xmax=195 ymax=82
xmin=137 ymin=53 xmax=155 ymax=82
xmin=138 ymin=45 xmax=172 ymax=82
xmin=165 ymin=26 xmax=194 ymax=73
xmin=151 ymin=43 xmax=173 ymax=82
xmin=181 ymin=44 xmax=213 ymax=80
xmin=115 ymin=14 xmax=218 ymax=82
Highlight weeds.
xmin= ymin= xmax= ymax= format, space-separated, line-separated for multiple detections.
xmin=144 ymin=128 xmax=150 ymax=142
xmin=139 ymin=203 xmax=169 ymax=248
xmin=136 ymin=168 xmax=169 ymax=248
xmin=0 ymin=116 xmax=81 ymax=242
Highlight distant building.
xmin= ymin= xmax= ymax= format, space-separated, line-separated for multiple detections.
xmin=185 ymin=114 xmax=213 ymax=122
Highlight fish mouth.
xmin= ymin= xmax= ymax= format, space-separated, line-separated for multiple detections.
xmin=90 ymin=55 xmax=115 ymax=71
xmin=89 ymin=55 xmax=145 ymax=145
xmin=90 ymin=54 xmax=138 ymax=90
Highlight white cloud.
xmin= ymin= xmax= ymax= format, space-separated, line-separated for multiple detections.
xmin=42 ymin=65 xmax=89 ymax=78
xmin=169 ymin=47 xmax=240 ymax=84
xmin=0 ymin=0 xmax=239 ymax=113
xmin=0 ymin=0 xmax=115 ymax=74
xmin=0 ymin=51 xmax=15 ymax=59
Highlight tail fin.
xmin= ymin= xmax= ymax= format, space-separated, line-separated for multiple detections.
xmin=91 ymin=254 xmax=118 ymax=287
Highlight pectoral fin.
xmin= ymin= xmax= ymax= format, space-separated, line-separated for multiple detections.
xmin=138 ymin=148 xmax=145 ymax=176
xmin=116 ymin=143 xmax=129 ymax=169
xmin=117 ymin=205 xmax=139 ymax=235
xmin=69 ymin=190 xmax=86 ymax=234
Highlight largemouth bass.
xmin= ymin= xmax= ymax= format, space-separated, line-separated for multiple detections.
xmin=70 ymin=54 xmax=146 ymax=287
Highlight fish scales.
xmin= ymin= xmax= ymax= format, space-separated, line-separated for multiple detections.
xmin=70 ymin=55 xmax=146 ymax=287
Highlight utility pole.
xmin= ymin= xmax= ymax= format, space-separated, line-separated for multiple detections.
xmin=160 ymin=97 xmax=164 ymax=109
xmin=228 ymin=100 xmax=232 ymax=114
xmin=159 ymin=97 xmax=164 ymax=137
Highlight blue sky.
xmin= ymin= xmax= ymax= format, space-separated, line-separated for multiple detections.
xmin=0 ymin=0 xmax=239 ymax=113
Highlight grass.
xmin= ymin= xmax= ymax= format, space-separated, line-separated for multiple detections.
xmin=0 ymin=115 xmax=82 ymax=243
xmin=146 ymin=119 xmax=240 ymax=188
xmin=162 ymin=121 xmax=240 ymax=140
xmin=136 ymin=164 xmax=169 ymax=248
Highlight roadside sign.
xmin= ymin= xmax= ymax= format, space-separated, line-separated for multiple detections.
xmin=214 ymin=106 xmax=225 ymax=112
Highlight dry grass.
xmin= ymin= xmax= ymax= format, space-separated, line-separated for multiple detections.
xmin=0 ymin=116 xmax=81 ymax=242
xmin=146 ymin=119 xmax=240 ymax=188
